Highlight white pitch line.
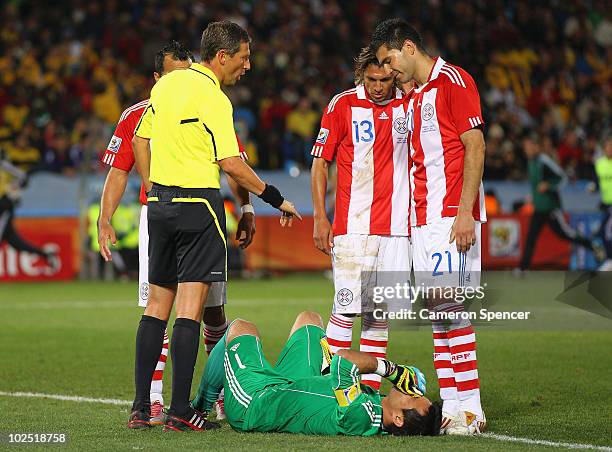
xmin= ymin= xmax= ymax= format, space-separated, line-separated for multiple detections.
xmin=0 ymin=391 xmax=130 ymax=406
xmin=1 ymin=298 xmax=324 ymax=310
xmin=480 ymin=433 xmax=611 ymax=451
xmin=1 ymin=391 xmax=611 ymax=450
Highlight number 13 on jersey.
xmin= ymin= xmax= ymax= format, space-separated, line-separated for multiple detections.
xmin=353 ymin=120 xmax=374 ymax=143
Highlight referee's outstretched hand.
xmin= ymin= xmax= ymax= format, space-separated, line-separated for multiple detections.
xmin=279 ymin=200 xmax=302 ymax=227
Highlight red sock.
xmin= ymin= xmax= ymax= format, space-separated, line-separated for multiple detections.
xmin=360 ymin=314 xmax=388 ymax=390
xmin=203 ymin=321 xmax=228 ymax=355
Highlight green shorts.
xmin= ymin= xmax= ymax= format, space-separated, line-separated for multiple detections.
xmin=223 ymin=325 xmax=327 ymax=431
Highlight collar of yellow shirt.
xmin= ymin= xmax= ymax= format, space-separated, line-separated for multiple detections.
xmin=189 ymin=63 xmax=220 ymax=88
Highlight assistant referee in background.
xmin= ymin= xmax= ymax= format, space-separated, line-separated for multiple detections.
xmin=518 ymin=135 xmax=601 ymax=272
xmin=130 ymin=21 xmax=300 ymax=431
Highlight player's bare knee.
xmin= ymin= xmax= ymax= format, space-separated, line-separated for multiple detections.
xmin=290 ymin=311 xmax=323 ymax=336
xmin=226 ymin=319 xmax=259 ymax=343
xmin=297 ymin=311 xmax=323 ymax=327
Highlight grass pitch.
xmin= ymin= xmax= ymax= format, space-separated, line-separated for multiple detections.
xmin=0 ymin=273 xmax=611 ymax=451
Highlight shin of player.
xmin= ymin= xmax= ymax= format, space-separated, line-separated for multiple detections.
xmin=372 ymin=19 xmax=487 ymax=433
xmin=311 ymin=47 xmax=412 ymax=390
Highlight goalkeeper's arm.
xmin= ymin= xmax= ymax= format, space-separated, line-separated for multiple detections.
xmin=336 ymin=349 xmax=426 ymax=397
xmin=191 ymin=332 xmax=226 ymax=414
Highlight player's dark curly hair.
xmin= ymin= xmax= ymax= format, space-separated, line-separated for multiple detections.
xmin=370 ymin=18 xmax=426 ymax=54
xmin=200 ymin=21 xmax=251 ymax=63
xmin=154 ymin=40 xmax=193 ymax=74
xmin=387 ymin=400 xmax=442 ymax=436
xmin=353 ymin=47 xmax=383 ymax=85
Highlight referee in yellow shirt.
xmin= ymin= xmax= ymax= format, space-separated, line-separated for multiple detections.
xmin=130 ymin=21 xmax=300 ymax=431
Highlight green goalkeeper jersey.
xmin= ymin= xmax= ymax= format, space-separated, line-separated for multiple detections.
xmin=194 ymin=325 xmax=385 ymax=436
xmin=242 ymin=356 xmax=384 ymax=436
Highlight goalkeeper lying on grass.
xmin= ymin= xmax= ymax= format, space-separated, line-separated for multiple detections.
xmin=187 ymin=311 xmax=441 ymax=436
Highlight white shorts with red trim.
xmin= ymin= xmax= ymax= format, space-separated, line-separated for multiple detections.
xmin=411 ymin=217 xmax=482 ymax=289
xmin=137 ymin=205 xmax=226 ymax=308
xmin=331 ymin=234 xmax=411 ymax=314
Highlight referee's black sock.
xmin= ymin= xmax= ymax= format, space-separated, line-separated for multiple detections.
xmin=169 ymin=318 xmax=201 ymax=417
xmin=132 ymin=315 xmax=167 ymax=412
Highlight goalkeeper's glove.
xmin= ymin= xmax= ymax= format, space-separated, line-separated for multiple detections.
xmin=376 ymin=358 xmax=426 ymax=397
xmin=320 ymin=337 xmax=334 ymax=375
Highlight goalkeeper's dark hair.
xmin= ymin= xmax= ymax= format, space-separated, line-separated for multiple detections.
xmin=154 ymin=40 xmax=193 ymax=74
xmin=370 ymin=18 xmax=426 ymax=54
xmin=388 ymin=400 xmax=442 ymax=436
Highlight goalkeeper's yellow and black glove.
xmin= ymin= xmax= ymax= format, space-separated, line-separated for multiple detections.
xmin=376 ymin=359 xmax=426 ymax=397
xmin=320 ymin=337 xmax=334 ymax=375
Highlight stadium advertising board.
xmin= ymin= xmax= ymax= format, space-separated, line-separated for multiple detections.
xmin=246 ymin=214 xmax=577 ymax=270
xmin=482 ymin=214 xmax=571 ymax=269
xmin=0 ymin=218 xmax=79 ymax=281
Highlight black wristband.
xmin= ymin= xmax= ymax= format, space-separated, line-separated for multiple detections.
xmin=258 ymin=184 xmax=284 ymax=209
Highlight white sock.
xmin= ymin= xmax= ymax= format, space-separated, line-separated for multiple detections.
xmin=325 ymin=314 xmax=354 ymax=353
xmin=150 ymin=328 xmax=168 ymax=404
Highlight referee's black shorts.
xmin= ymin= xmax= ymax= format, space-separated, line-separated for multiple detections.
xmin=146 ymin=184 xmax=227 ymax=285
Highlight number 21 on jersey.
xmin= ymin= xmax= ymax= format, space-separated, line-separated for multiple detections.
xmin=432 ymin=251 xmax=452 ymax=276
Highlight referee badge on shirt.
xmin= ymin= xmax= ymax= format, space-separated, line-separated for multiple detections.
xmin=107 ymin=135 xmax=123 ymax=153
xmin=316 ymin=128 xmax=330 ymax=144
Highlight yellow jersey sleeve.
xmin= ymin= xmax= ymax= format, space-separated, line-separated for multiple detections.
xmin=201 ymin=95 xmax=239 ymax=161
xmin=134 ymin=102 xmax=154 ymax=139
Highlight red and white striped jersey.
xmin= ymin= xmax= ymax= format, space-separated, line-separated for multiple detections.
xmin=100 ymin=99 xmax=248 ymax=205
xmin=101 ymin=99 xmax=149 ymax=204
xmin=406 ymin=57 xmax=486 ymax=226
xmin=311 ymin=85 xmax=410 ymax=236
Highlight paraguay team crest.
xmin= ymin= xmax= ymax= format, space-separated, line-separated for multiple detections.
xmin=336 ymin=288 xmax=353 ymax=306
xmin=139 ymin=282 xmax=149 ymax=301
xmin=393 ymin=117 xmax=408 ymax=134
xmin=422 ymin=103 xmax=434 ymax=121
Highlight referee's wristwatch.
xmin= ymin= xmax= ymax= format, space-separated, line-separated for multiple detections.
xmin=241 ymin=204 xmax=255 ymax=215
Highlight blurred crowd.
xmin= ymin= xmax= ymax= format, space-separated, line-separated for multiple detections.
xmin=0 ymin=0 xmax=609 ymax=180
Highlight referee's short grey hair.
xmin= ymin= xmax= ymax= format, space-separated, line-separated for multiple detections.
xmin=201 ymin=21 xmax=251 ymax=63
